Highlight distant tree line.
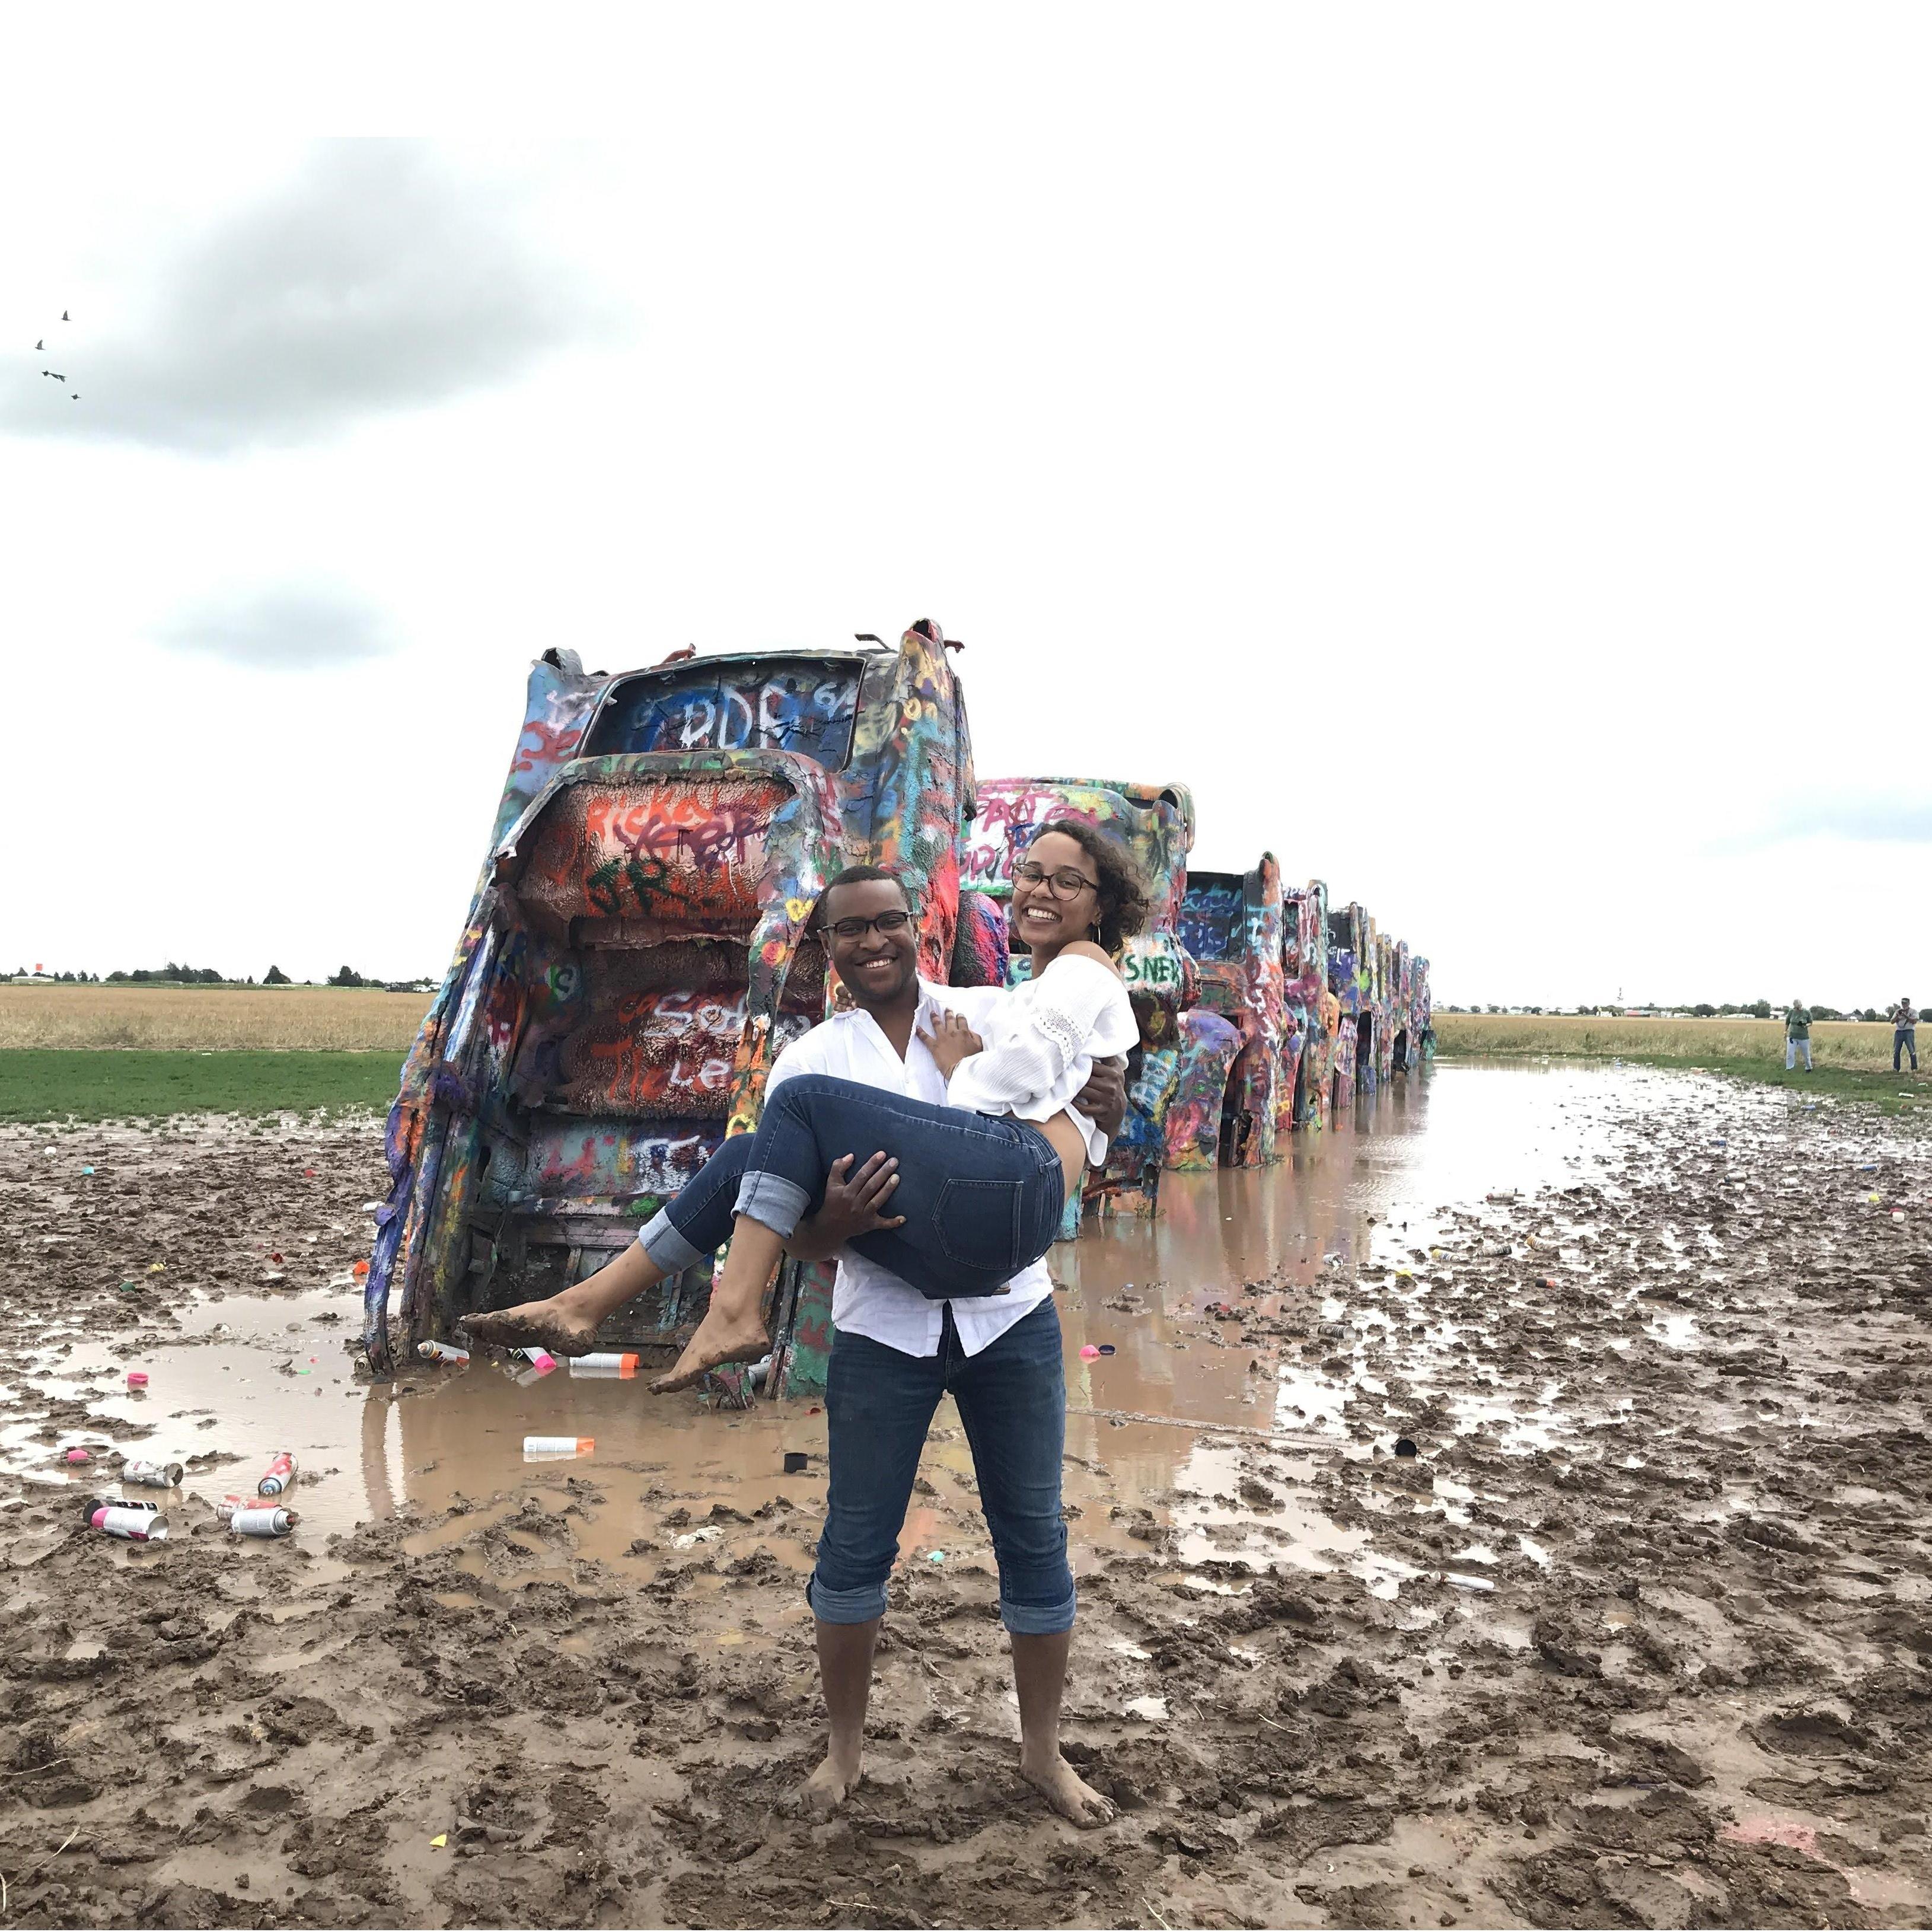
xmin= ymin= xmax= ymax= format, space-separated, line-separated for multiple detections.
xmin=12 ymin=962 xmax=433 ymax=989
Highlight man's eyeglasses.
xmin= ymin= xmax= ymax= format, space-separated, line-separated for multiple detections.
xmin=1014 ymin=862 xmax=1098 ymax=900
xmin=824 ymin=909 xmax=916 ymax=940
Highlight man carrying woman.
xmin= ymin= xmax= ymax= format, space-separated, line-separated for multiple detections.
xmin=466 ymin=822 xmax=1146 ymax=1825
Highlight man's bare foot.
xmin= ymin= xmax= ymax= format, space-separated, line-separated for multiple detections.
xmin=1021 ymin=1752 xmax=1117 ymax=1828
xmin=460 ymin=1296 xmax=601 ymax=1358
xmin=648 ymin=1305 xmax=769 ymax=1393
xmin=783 ymin=1749 xmax=861 ymax=1818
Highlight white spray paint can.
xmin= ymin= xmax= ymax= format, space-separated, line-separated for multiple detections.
xmin=522 ymin=1436 xmax=595 ymax=1459
xmin=417 ymin=1340 xmax=471 ymax=1363
xmin=120 ymin=1458 xmax=185 ymax=1488
xmin=91 ymin=1505 xmax=168 ymax=1542
xmin=228 ymin=1506 xmax=299 ymax=1538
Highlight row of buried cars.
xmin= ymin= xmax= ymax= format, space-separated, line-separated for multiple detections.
xmin=363 ymin=622 xmax=1429 ymax=1395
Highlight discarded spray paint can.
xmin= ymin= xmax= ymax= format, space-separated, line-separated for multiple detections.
xmin=522 ymin=1436 xmax=594 ymax=1459
xmin=417 ymin=1340 xmax=471 ymax=1363
xmin=91 ymin=1505 xmax=168 ymax=1542
xmin=568 ymin=1353 xmax=639 ymax=1378
xmin=228 ymin=1506 xmax=299 ymax=1538
xmin=121 ymin=1458 xmax=185 ymax=1488
xmin=517 ymin=1348 xmax=557 ymax=1373
xmin=84 ymin=1495 xmax=157 ymax=1519
xmin=256 ymin=1450 xmax=297 ymax=1497
xmin=126 ymin=1371 xmax=149 ymax=1389
xmin=65 ymin=1448 xmax=92 ymax=1465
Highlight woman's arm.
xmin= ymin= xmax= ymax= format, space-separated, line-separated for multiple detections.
xmin=945 ymin=954 xmax=1130 ymax=1115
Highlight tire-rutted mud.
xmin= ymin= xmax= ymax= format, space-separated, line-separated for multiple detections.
xmin=2 ymin=1075 xmax=1929 ymax=1928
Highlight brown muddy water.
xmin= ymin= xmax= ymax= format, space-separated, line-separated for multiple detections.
xmin=4 ymin=1065 xmax=1930 ymax=1930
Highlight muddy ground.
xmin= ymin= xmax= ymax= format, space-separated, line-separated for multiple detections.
xmin=2 ymin=1069 xmax=1930 ymax=1930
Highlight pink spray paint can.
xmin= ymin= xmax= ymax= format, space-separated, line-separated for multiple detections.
xmin=91 ymin=1504 xmax=168 ymax=1542
xmin=256 ymin=1450 xmax=297 ymax=1497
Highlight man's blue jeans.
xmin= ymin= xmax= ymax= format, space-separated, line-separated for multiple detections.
xmin=1786 ymin=1037 xmax=1813 ymax=1070
xmin=1898 ymin=1027 xmax=1918 ymax=1072
xmin=637 ymin=1074 xmax=1066 ymax=1301
xmin=808 ymin=1300 xmax=1075 ymax=1635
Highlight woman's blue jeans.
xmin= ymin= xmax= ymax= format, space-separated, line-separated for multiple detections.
xmin=810 ymin=1300 xmax=1075 ymax=1634
xmin=637 ymin=1074 xmax=1066 ymax=1301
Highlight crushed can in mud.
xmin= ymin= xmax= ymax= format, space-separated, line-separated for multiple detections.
xmin=120 ymin=1458 xmax=185 ymax=1488
xmin=523 ymin=1435 xmax=594 ymax=1459
xmin=91 ymin=1504 xmax=168 ymax=1542
xmin=417 ymin=1340 xmax=471 ymax=1364
xmin=256 ymin=1450 xmax=297 ymax=1497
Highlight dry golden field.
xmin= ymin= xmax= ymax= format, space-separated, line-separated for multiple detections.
xmin=1436 ymin=1010 xmax=1920 ymax=1072
xmin=0 ymin=984 xmax=434 ymax=1051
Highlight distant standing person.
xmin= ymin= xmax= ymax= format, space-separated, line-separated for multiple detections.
xmin=1893 ymin=997 xmax=1918 ymax=1073
xmin=1784 ymin=999 xmax=1813 ymax=1072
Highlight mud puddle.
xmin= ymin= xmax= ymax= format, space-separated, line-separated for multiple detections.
xmin=4 ymin=1066 xmax=1931 ymax=1929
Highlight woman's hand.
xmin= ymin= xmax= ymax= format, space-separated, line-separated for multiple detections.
xmin=917 ymin=1009 xmax=984 ymax=1080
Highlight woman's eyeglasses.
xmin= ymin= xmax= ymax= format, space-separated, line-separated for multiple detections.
xmin=1014 ymin=862 xmax=1098 ymax=900
xmin=824 ymin=910 xmax=916 ymax=940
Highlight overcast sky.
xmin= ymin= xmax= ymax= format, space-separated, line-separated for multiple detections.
xmin=4 ymin=7 xmax=1928 ymax=1009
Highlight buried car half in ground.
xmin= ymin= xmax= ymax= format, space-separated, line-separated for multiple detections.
xmin=361 ymin=622 xmax=983 ymax=1385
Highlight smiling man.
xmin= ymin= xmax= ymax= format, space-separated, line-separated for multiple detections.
xmin=764 ymin=865 xmax=1124 ymax=1826
xmin=464 ymin=863 xmax=1126 ymax=1825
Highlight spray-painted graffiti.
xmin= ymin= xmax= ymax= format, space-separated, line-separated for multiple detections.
xmin=370 ymin=617 xmax=1433 ymax=1393
xmin=368 ymin=623 xmax=977 ymax=1388
xmin=1168 ymin=857 xmax=1286 ymax=1169
xmin=584 ymin=659 xmax=861 ymax=768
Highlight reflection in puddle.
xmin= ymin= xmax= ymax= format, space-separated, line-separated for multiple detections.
xmin=5 ymin=1066 xmax=1643 ymax=1598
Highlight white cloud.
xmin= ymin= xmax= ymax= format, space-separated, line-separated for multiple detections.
xmin=1 ymin=142 xmax=597 ymax=454
xmin=156 ymin=582 xmax=395 ymax=670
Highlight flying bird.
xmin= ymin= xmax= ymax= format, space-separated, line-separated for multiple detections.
xmin=34 ymin=339 xmax=43 ymax=350
xmin=43 ymin=371 xmax=66 ymax=382
xmin=62 ymin=311 xmax=69 ymax=321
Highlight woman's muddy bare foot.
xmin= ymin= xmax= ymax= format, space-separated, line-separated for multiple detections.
xmin=648 ymin=1310 xmax=769 ymax=1394
xmin=648 ymin=1306 xmax=769 ymax=1393
xmin=1021 ymin=1752 xmax=1116 ymax=1827
xmin=782 ymin=1749 xmax=860 ymax=1818
xmin=460 ymin=1297 xmax=601 ymax=1358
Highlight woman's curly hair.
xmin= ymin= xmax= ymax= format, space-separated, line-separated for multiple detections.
xmin=1029 ymin=818 xmax=1150 ymax=957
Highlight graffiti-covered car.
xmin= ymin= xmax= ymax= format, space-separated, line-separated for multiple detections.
xmin=1169 ymin=858 xmax=1286 ymax=1168
xmin=963 ymin=776 xmax=1195 ymax=1213
xmin=1281 ymin=879 xmax=1340 ymax=1134
xmin=1326 ymin=900 xmax=1375 ymax=1101
xmin=362 ymin=621 xmax=977 ymax=1380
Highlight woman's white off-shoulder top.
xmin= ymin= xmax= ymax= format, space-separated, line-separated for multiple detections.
xmin=945 ymin=952 xmax=1140 ymax=1166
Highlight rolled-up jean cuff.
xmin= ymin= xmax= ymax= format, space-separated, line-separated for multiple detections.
xmin=734 ymin=1171 xmax=813 ymax=1239
xmin=808 ymin=1573 xmax=888 ymax=1625
xmin=1000 ymin=1589 xmax=1077 ymax=1636
xmin=636 ymin=1210 xmax=704 ymax=1274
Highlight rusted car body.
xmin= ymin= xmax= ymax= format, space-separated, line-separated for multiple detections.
xmin=362 ymin=623 xmax=980 ymax=1386
xmin=1169 ymin=859 xmax=1286 ymax=1168
xmin=962 ymin=776 xmax=1195 ymax=1214
xmin=1281 ymin=880 xmax=1340 ymax=1133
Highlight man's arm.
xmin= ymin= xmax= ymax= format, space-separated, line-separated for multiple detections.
xmin=1073 ymin=1056 xmax=1129 ymax=1141
xmin=786 ymin=1152 xmax=905 ymax=1259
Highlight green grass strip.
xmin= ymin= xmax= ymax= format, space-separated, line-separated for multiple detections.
xmin=0 ymin=1049 xmax=403 ymax=1122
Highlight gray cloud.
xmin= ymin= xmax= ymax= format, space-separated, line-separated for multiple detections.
xmin=157 ymin=582 xmax=396 ymax=670
xmin=5 ymin=143 xmax=593 ymax=453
